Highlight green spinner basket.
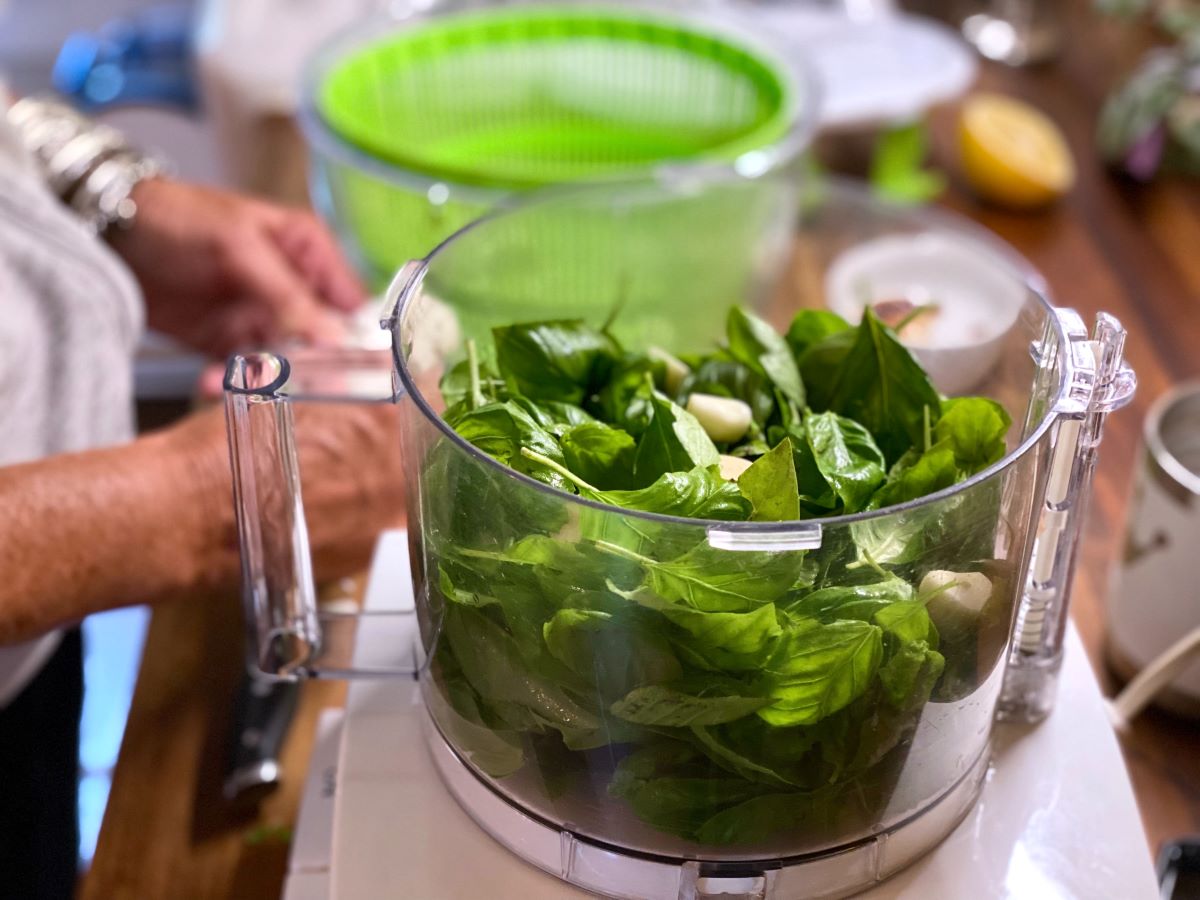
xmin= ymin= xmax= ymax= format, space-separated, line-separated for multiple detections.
xmin=301 ymin=1 xmax=817 ymax=340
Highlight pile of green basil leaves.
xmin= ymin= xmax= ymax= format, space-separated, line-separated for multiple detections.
xmin=423 ymin=306 xmax=1012 ymax=846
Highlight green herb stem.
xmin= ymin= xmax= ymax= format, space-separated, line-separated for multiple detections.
xmin=466 ymin=338 xmax=486 ymax=410
xmin=520 ymin=447 xmax=599 ymax=495
xmin=894 ymin=303 xmax=938 ymax=335
xmin=917 ymin=578 xmax=963 ymax=605
xmin=846 ymin=551 xmax=889 ymax=578
xmin=592 ymin=539 xmax=655 ymax=566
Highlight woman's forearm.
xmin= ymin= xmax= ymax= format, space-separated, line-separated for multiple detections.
xmin=0 ymin=419 xmax=236 ymax=644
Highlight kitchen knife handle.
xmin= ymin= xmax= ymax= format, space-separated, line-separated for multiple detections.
xmin=224 ymin=673 xmax=300 ymax=803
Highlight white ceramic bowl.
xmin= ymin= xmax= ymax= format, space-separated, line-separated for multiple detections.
xmin=824 ymin=232 xmax=1027 ymax=395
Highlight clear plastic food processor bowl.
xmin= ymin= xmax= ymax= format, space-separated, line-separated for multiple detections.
xmin=223 ymin=177 xmax=1134 ymax=899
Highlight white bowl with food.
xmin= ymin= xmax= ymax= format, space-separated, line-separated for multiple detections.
xmin=824 ymin=232 xmax=1027 ymax=395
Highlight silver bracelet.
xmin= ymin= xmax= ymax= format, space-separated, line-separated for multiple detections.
xmin=6 ymin=95 xmax=165 ymax=234
xmin=71 ymin=150 xmax=163 ymax=234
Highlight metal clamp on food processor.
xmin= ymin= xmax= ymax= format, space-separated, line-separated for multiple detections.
xmin=998 ymin=309 xmax=1136 ymax=721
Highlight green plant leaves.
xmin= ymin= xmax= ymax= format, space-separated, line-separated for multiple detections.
xmin=598 ymin=467 xmax=752 ymax=521
xmin=560 ymin=422 xmax=636 ymax=489
xmin=493 ymin=320 xmax=618 ymax=404
xmin=737 ymin=437 xmax=801 ymax=522
xmin=726 ymin=307 xmax=806 ymax=409
xmin=933 ymin=396 xmax=1012 ymax=476
xmin=443 ymin=604 xmax=601 ymax=739
xmin=427 ymin=304 xmax=1014 ymax=846
xmin=632 ymin=393 xmax=721 ymax=486
xmin=593 ymin=353 xmax=662 ymax=436
xmin=875 ymin=600 xmax=938 ymax=647
xmin=823 ymin=308 xmax=942 ymax=465
xmin=785 ymin=309 xmax=851 ymax=360
xmin=787 ymin=575 xmax=914 ymax=621
xmin=611 ymin=684 xmax=770 ymax=727
xmin=869 ymin=121 xmax=947 ymax=206
xmin=868 ymin=444 xmax=960 ymax=510
xmin=759 ymin=621 xmax=884 ymax=726
xmin=803 ymin=411 xmax=886 ymax=513
xmin=447 ymin=401 xmax=571 ymax=490
xmin=607 ymin=542 xmax=805 ymax=613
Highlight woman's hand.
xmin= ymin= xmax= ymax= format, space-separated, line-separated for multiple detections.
xmin=107 ymin=178 xmax=366 ymax=355
xmin=180 ymin=400 xmax=407 ymax=590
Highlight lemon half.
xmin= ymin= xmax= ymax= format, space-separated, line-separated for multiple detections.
xmin=959 ymin=94 xmax=1075 ymax=210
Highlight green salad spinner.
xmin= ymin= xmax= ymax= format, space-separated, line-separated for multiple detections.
xmin=301 ymin=1 xmax=815 ymax=288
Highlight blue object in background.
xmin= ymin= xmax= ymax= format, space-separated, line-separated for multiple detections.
xmin=79 ymin=606 xmax=149 ymax=864
xmin=52 ymin=4 xmax=198 ymax=112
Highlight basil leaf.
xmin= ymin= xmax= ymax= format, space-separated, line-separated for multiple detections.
xmin=849 ymin=511 xmax=928 ymax=567
xmin=825 ymin=308 xmax=942 ymax=464
xmin=598 ymin=466 xmax=751 ymax=520
xmin=440 ymin=357 xmax=506 ymax=408
xmin=610 ymin=741 xmax=705 ymax=793
xmin=786 ymin=576 xmax=914 ymax=621
xmin=543 ymin=608 xmax=682 ymax=697
xmin=797 ymin=328 xmax=857 ymax=411
xmin=759 ymin=620 xmax=884 ymax=726
xmin=869 ymin=121 xmax=946 ymax=206
xmin=447 ymin=401 xmax=569 ymax=490
xmin=877 ymin=640 xmax=945 ymax=709
xmin=610 ymin=542 xmax=805 ymax=613
xmin=610 ymin=583 xmax=784 ymax=657
xmin=614 ymin=776 xmax=771 ymax=840
xmin=493 ymin=319 xmax=618 ymax=403
xmin=689 ymin=725 xmax=801 ymax=789
xmin=632 ymin=392 xmax=721 ymax=486
xmin=509 ymin=397 xmax=596 ymax=436
xmin=611 ymin=684 xmax=770 ymax=727
xmin=785 ymin=309 xmax=851 ymax=359
xmin=868 ymin=443 xmax=959 ymax=509
xmin=803 ymin=411 xmax=886 ymax=513
xmin=561 ymin=422 xmax=636 ymax=489
xmin=874 ymin=600 xmax=938 ymax=648
xmin=727 ymin=438 xmax=771 ymax=459
xmin=443 ymin=604 xmax=600 ymax=737
xmin=694 ymin=791 xmax=817 ymax=845
xmin=592 ymin=353 xmax=663 ymax=436
xmin=933 ymin=396 xmax=1012 ymax=476
xmin=420 ymin=438 xmax=568 ymax=549
xmin=427 ymin=677 xmax=525 ymax=777
xmin=542 ymin=607 xmax=611 ymax=667
xmin=726 ymin=307 xmax=806 ymax=409
xmin=737 ymin=437 xmax=801 ymax=522
xmin=784 ymin=428 xmax=839 ymax=513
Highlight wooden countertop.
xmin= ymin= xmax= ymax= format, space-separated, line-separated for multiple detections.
xmin=83 ymin=9 xmax=1200 ymax=899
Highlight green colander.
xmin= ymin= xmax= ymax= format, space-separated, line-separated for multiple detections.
xmin=302 ymin=2 xmax=814 ymax=296
xmin=316 ymin=4 xmax=795 ymax=188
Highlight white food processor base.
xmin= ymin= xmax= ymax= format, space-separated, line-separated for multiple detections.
xmin=283 ymin=531 xmax=1159 ymax=900
xmin=426 ymin=711 xmax=990 ymax=900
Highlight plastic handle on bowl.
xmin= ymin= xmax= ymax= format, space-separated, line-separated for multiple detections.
xmin=998 ymin=310 xmax=1136 ymax=723
xmin=225 ymin=340 xmax=422 ymax=681
xmin=224 ymin=352 xmax=322 ymax=678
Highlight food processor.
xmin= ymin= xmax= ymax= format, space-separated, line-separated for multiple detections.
xmin=223 ymin=177 xmax=1134 ymax=899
